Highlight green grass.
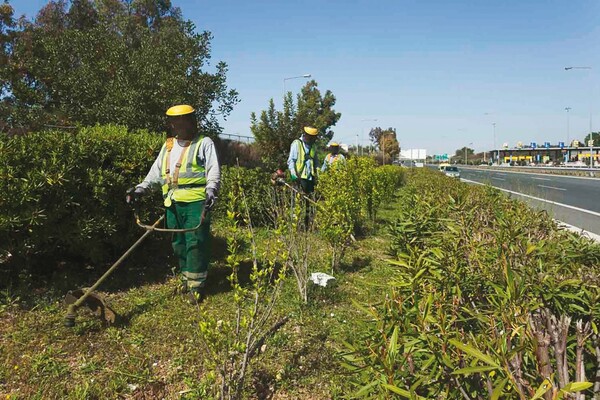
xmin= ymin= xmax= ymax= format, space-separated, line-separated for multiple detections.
xmin=0 ymin=199 xmax=403 ymax=399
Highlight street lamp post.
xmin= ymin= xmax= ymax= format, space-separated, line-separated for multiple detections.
xmin=361 ymin=119 xmax=378 ymax=156
xmin=492 ymin=122 xmax=497 ymax=165
xmin=283 ymin=74 xmax=311 ymax=99
xmin=565 ymin=66 xmax=593 ymax=167
xmin=465 ymin=142 xmax=473 ymax=165
xmin=565 ymin=107 xmax=572 ymax=145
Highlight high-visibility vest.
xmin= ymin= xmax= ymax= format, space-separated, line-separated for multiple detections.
xmin=325 ymin=153 xmax=343 ymax=164
xmin=294 ymin=139 xmax=316 ymax=179
xmin=159 ymin=136 xmax=206 ymax=202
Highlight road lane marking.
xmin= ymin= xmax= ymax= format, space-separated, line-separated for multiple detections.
xmin=460 ymin=166 xmax=600 ymax=181
xmin=555 ymin=221 xmax=600 ymax=243
xmin=495 ymin=173 xmax=508 ymax=176
xmin=532 ymin=177 xmax=551 ymax=181
xmin=461 ymin=178 xmax=600 ymax=217
xmin=491 ymin=177 xmax=505 ymax=181
xmin=538 ymin=185 xmax=566 ymax=191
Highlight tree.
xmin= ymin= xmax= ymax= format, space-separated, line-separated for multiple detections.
xmin=368 ymin=127 xmax=384 ymax=147
xmin=368 ymin=127 xmax=400 ymax=161
xmin=454 ymin=147 xmax=474 ymax=163
xmin=250 ymin=80 xmax=341 ymax=169
xmin=583 ymin=132 xmax=600 ymax=147
xmin=0 ymin=0 xmax=238 ymax=135
xmin=380 ymin=131 xmax=400 ymax=161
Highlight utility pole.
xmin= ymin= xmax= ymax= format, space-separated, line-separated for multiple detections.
xmin=565 ymin=66 xmax=593 ymax=167
xmin=565 ymin=107 xmax=572 ymax=145
xmin=492 ymin=122 xmax=497 ymax=165
xmin=382 ymin=134 xmax=385 ymax=165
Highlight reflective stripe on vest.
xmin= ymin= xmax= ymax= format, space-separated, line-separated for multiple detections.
xmin=294 ymin=139 xmax=316 ymax=179
xmin=160 ymin=137 xmax=206 ymax=202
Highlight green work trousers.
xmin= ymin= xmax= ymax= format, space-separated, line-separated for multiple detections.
xmin=166 ymin=200 xmax=211 ymax=289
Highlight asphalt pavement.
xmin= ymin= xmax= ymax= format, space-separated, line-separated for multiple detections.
xmin=456 ymin=166 xmax=600 ymax=238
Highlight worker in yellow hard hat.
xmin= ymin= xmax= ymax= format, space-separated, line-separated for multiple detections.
xmin=287 ymin=126 xmax=320 ymax=194
xmin=321 ymin=142 xmax=346 ymax=172
xmin=287 ymin=126 xmax=320 ymax=228
xmin=125 ymin=104 xmax=220 ymax=304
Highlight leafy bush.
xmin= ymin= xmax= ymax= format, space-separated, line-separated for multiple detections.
xmin=0 ymin=125 xmax=164 ymax=280
xmin=316 ymin=158 xmax=405 ymax=271
xmin=214 ymin=166 xmax=276 ymax=227
xmin=343 ymin=168 xmax=600 ymax=398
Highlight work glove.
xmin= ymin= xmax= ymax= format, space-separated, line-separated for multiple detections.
xmin=205 ymin=188 xmax=217 ymax=210
xmin=125 ymin=186 xmax=146 ymax=205
xmin=290 ymin=173 xmax=298 ymax=182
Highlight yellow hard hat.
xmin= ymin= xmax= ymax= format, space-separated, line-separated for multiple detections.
xmin=166 ymin=104 xmax=195 ymax=116
xmin=330 ymin=142 xmax=339 ymax=147
xmin=303 ymin=126 xmax=318 ymax=136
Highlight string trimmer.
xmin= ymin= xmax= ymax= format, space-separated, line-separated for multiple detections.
xmin=64 ymin=203 xmax=207 ymax=327
xmin=270 ymin=169 xmax=318 ymax=206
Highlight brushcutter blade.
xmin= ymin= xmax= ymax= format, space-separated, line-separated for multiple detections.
xmin=64 ymin=288 xmax=117 ymax=325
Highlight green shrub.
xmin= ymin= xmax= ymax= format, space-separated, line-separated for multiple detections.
xmin=213 ymin=166 xmax=276 ymax=227
xmin=316 ymin=158 xmax=405 ymax=270
xmin=0 ymin=125 xmax=164 ymax=280
xmin=343 ymin=168 xmax=600 ymax=398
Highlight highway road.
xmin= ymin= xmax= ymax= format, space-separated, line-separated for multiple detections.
xmin=456 ymin=166 xmax=600 ymax=238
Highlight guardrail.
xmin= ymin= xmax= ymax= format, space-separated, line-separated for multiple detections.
xmin=459 ymin=165 xmax=599 ymax=177
xmin=218 ymin=133 xmax=254 ymax=143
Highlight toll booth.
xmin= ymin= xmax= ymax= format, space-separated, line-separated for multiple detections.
xmin=497 ymin=143 xmax=600 ymax=166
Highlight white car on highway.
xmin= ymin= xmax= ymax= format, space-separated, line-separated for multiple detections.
xmin=443 ymin=166 xmax=461 ymax=179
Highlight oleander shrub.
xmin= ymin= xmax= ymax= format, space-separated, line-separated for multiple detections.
xmin=343 ymin=168 xmax=600 ymax=398
xmin=316 ymin=158 xmax=405 ymax=270
xmin=0 ymin=125 xmax=164 ymax=281
xmin=214 ymin=166 xmax=276 ymax=227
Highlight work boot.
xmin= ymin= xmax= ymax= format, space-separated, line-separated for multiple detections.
xmin=187 ymin=288 xmax=205 ymax=305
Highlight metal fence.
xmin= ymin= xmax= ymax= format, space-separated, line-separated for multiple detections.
xmin=218 ymin=133 xmax=254 ymax=144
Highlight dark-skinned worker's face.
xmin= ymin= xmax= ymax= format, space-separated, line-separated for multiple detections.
xmin=168 ymin=114 xmax=197 ymax=140
xmin=331 ymin=147 xmax=339 ymax=154
xmin=303 ymin=134 xmax=317 ymax=144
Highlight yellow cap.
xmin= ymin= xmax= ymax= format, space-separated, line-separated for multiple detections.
xmin=330 ymin=142 xmax=339 ymax=147
xmin=303 ymin=126 xmax=318 ymax=136
xmin=166 ymin=105 xmax=195 ymax=116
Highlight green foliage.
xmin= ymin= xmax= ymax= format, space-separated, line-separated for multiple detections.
xmin=250 ymin=80 xmax=341 ymax=169
xmin=197 ymin=166 xmax=288 ymax=399
xmin=214 ymin=166 xmax=276 ymax=227
xmin=0 ymin=125 xmax=164 ymax=278
xmin=1 ymin=0 xmax=238 ymax=134
xmin=368 ymin=127 xmax=400 ymax=161
xmin=316 ymin=159 xmax=405 ymax=271
xmin=583 ymin=132 xmax=600 ymax=147
xmin=343 ymin=168 xmax=600 ymax=398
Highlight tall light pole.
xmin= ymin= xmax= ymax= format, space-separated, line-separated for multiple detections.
xmin=361 ymin=118 xmax=378 ymax=156
xmin=565 ymin=66 xmax=593 ymax=167
xmin=283 ymin=74 xmax=311 ymax=99
xmin=465 ymin=142 xmax=473 ymax=165
xmin=565 ymin=107 xmax=572 ymax=145
xmin=492 ymin=122 xmax=497 ymax=165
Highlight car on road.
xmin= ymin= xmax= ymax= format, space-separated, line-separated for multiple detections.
xmin=444 ymin=166 xmax=460 ymax=179
xmin=438 ymin=162 xmax=451 ymax=171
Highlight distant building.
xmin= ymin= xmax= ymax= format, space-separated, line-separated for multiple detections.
xmin=496 ymin=143 xmax=599 ymax=165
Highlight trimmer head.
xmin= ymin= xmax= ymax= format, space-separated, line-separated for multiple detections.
xmin=64 ymin=288 xmax=117 ymax=326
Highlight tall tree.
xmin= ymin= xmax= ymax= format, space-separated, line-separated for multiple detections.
xmin=380 ymin=129 xmax=400 ymax=161
xmin=368 ymin=126 xmax=400 ymax=159
xmin=250 ymin=80 xmax=341 ymax=169
xmin=583 ymin=132 xmax=600 ymax=146
xmin=0 ymin=0 xmax=238 ymax=134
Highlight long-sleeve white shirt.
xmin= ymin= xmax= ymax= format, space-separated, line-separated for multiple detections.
xmin=137 ymin=136 xmax=220 ymax=192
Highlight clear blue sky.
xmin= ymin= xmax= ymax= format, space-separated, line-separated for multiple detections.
xmin=13 ymin=0 xmax=600 ymax=155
